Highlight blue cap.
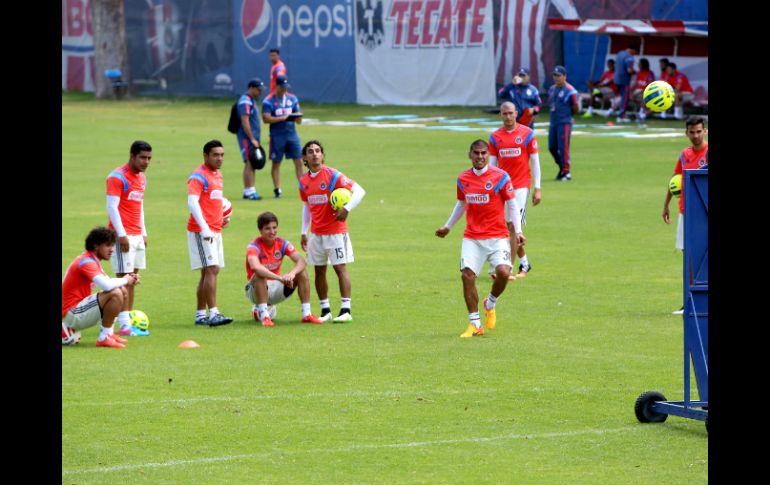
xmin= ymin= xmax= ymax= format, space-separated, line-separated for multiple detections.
xmin=552 ymin=65 xmax=567 ymax=76
xmin=275 ymin=75 xmax=289 ymax=86
xmin=248 ymin=78 xmax=264 ymax=88
xmin=517 ymin=67 xmax=530 ymax=76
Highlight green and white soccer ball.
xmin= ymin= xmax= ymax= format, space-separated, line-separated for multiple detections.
xmin=330 ymin=188 xmax=352 ymax=211
xmin=669 ymin=173 xmax=683 ymax=198
xmin=129 ymin=310 xmax=150 ymax=330
xmin=643 ymin=80 xmax=675 ymax=113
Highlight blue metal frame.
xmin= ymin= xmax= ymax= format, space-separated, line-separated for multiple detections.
xmin=651 ymin=169 xmax=708 ymax=422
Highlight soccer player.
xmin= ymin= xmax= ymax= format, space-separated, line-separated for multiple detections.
xmin=547 ymin=66 xmax=579 ymax=181
xmin=262 ymin=75 xmax=303 ymax=198
xmin=498 ymin=67 xmax=541 ymax=128
xmin=268 ymin=48 xmax=287 ymax=95
xmin=299 ymin=140 xmax=366 ymax=322
xmin=489 ymin=102 xmax=541 ymax=279
xmin=665 ymin=63 xmax=695 ymax=120
xmin=237 ymin=78 xmax=265 ymax=201
xmin=105 ymin=140 xmax=151 ymax=337
xmin=631 ymin=58 xmax=656 ymax=121
xmin=186 ymin=140 xmax=234 ymax=327
xmin=661 ymin=116 xmax=708 ymax=314
xmin=62 ymin=227 xmax=140 ymax=348
xmin=613 ymin=43 xmax=638 ymax=122
xmin=245 ymin=211 xmax=324 ymax=326
xmin=435 ymin=140 xmax=525 ymax=338
xmin=584 ymin=59 xmax=618 ymax=116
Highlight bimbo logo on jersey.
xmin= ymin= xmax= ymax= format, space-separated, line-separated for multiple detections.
xmin=387 ymin=0 xmax=489 ymax=48
xmin=308 ymin=194 xmax=329 ymax=204
xmin=466 ymin=193 xmax=489 ymax=204
xmin=241 ymin=0 xmax=354 ymax=52
xmin=500 ymin=148 xmax=521 ymax=157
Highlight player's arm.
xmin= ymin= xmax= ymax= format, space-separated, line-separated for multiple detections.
xmin=262 ymin=103 xmax=291 ymax=124
xmin=92 ymin=272 xmax=139 ymax=291
xmin=436 ymin=201 xmax=466 ymax=237
xmin=283 ymin=251 xmax=307 ymax=288
xmin=300 ymin=203 xmax=311 ymax=251
xmin=570 ymin=91 xmax=579 ymax=115
xmin=187 ymin=195 xmax=214 ymax=240
xmin=530 ymin=152 xmax=542 ymax=205
xmin=662 ymin=175 xmax=675 ymax=224
xmin=247 ymin=254 xmax=284 ymax=283
xmin=293 ymin=102 xmax=303 ymax=125
xmin=106 ymin=195 xmax=130 ymax=253
xmin=240 ymin=106 xmax=259 ymax=147
xmin=140 ymin=202 xmax=148 ymax=247
xmin=506 ymin=197 xmax=526 ymax=246
xmin=336 ymin=182 xmax=365 ymax=221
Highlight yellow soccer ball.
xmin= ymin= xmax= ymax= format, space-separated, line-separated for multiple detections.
xmin=669 ymin=174 xmax=683 ymax=198
xmin=130 ymin=310 xmax=150 ymax=331
xmin=330 ymin=188 xmax=352 ymax=211
xmin=643 ymin=80 xmax=675 ymax=113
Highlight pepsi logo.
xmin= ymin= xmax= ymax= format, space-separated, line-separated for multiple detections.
xmin=242 ymin=0 xmax=274 ymax=53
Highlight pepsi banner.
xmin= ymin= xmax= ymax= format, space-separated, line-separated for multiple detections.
xmin=354 ymin=0 xmax=496 ymax=105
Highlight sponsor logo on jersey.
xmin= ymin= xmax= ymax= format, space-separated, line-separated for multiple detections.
xmin=499 ymin=148 xmax=521 ymax=157
xmin=515 ymin=137 xmax=522 ymax=144
xmin=387 ymin=0 xmax=490 ymax=48
xmin=308 ymin=194 xmax=329 ymax=204
xmin=484 ymin=181 xmax=493 ymax=190
xmin=210 ymin=189 xmax=223 ymax=200
xmin=127 ymin=191 xmax=145 ymax=201
xmin=465 ymin=193 xmax=489 ymax=204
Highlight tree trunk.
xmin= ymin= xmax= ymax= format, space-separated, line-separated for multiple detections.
xmin=90 ymin=0 xmax=129 ymax=99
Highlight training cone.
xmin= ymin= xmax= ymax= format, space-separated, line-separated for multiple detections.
xmin=178 ymin=340 xmax=200 ymax=348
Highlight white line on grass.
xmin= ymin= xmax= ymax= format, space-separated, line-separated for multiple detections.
xmin=62 ymin=426 xmax=639 ymax=476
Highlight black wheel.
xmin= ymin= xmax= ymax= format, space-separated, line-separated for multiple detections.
xmin=635 ymin=391 xmax=668 ymax=423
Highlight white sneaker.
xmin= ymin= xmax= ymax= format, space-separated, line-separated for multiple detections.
xmin=332 ymin=312 xmax=353 ymax=323
xmin=672 ymin=307 xmax=684 ymax=315
xmin=319 ymin=312 xmax=333 ymax=322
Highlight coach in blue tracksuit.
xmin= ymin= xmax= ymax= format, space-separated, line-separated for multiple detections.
xmin=547 ymin=66 xmax=579 ymax=181
xmin=498 ymin=67 xmax=541 ymax=129
xmin=262 ymin=75 xmax=303 ymax=198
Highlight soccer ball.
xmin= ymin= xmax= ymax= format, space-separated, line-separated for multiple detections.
xmin=130 ymin=310 xmax=150 ymax=331
xmin=669 ymin=174 xmax=683 ymax=198
xmin=62 ymin=322 xmax=81 ymax=345
xmin=222 ymin=198 xmax=233 ymax=219
xmin=330 ymin=188 xmax=352 ymax=211
xmin=643 ymin=80 xmax=675 ymax=113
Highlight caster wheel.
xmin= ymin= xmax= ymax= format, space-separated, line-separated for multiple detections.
xmin=635 ymin=391 xmax=668 ymax=423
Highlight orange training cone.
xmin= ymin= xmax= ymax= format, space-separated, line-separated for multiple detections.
xmin=178 ymin=340 xmax=201 ymax=348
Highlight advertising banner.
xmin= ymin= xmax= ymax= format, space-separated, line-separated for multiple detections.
xmin=62 ymin=0 xmax=96 ymax=92
xmin=354 ymin=0 xmax=496 ymax=105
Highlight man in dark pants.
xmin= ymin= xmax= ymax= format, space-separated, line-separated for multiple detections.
xmin=547 ymin=66 xmax=579 ymax=181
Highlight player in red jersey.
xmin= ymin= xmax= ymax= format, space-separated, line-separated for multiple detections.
xmin=488 ymin=102 xmax=541 ymax=279
xmin=62 ymin=227 xmax=140 ymax=348
xmin=245 ymin=211 xmax=324 ymax=326
xmin=436 ymin=140 xmax=526 ymax=338
xmin=299 ymin=140 xmax=366 ymax=323
xmin=584 ymin=59 xmax=618 ymax=116
xmin=665 ymin=63 xmax=695 ymax=120
xmin=630 ymin=58 xmax=656 ymax=121
xmin=662 ymin=116 xmax=708 ymax=314
xmin=269 ymin=48 xmax=287 ymax=94
xmin=186 ymin=140 xmax=233 ymax=327
xmin=106 ymin=140 xmax=151 ymax=337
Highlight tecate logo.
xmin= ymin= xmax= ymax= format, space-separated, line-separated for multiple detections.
xmin=388 ymin=0 xmax=489 ymax=48
xmin=465 ymin=193 xmax=489 ymax=204
xmin=241 ymin=0 xmax=354 ymax=52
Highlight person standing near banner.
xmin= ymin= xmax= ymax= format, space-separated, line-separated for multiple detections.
xmin=613 ymin=43 xmax=638 ymax=123
xmin=262 ymin=75 xmax=303 ymax=197
xmin=269 ymin=48 xmax=286 ymax=94
xmin=547 ymin=66 xmax=579 ymax=181
xmin=498 ymin=67 xmax=541 ymax=129
xmin=237 ymin=78 xmax=265 ymax=201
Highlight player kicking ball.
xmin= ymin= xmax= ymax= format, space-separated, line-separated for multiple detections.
xmin=435 ymin=140 xmax=525 ymax=337
xmin=245 ymin=211 xmax=324 ymax=326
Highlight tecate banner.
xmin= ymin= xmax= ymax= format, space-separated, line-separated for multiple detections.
xmin=354 ymin=0 xmax=496 ymax=105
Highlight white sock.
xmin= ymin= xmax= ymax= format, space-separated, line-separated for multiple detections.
xmin=209 ymin=307 xmax=220 ymax=317
xmin=244 ymin=187 xmax=255 ymax=196
xmin=485 ymin=294 xmax=497 ymax=310
xmin=98 ymin=325 xmax=112 ymax=341
xmin=674 ymin=106 xmax=683 ymax=118
xmin=258 ymin=303 xmax=269 ymax=320
xmin=301 ymin=303 xmax=311 ymax=318
xmin=469 ymin=312 xmax=481 ymax=329
xmin=320 ymin=299 xmax=331 ymax=311
xmin=196 ymin=309 xmax=206 ymax=319
xmin=519 ymin=255 xmax=529 ymax=267
xmin=340 ymin=298 xmax=351 ymax=310
xmin=118 ymin=311 xmax=131 ymax=329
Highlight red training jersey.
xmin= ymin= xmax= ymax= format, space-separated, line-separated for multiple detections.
xmin=632 ymin=70 xmax=655 ymax=91
xmin=598 ymin=70 xmax=619 ymax=94
xmin=61 ymin=251 xmax=108 ymax=318
xmin=187 ymin=164 xmax=224 ymax=233
xmin=456 ymin=166 xmax=515 ymax=239
xmin=299 ymin=166 xmax=356 ymax=235
xmin=245 ymin=236 xmax=297 ymax=281
xmin=488 ymin=124 xmax=539 ymax=189
xmin=674 ymin=142 xmax=708 ymax=214
xmin=270 ymin=61 xmax=287 ymax=93
xmin=106 ymin=163 xmax=146 ymax=235
xmin=669 ymin=72 xmax=694 ymax=94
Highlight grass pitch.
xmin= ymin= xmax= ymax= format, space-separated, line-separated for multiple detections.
xmin=62 ymin=93 xmax=707 ymax=484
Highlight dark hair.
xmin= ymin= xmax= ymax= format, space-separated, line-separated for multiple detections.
xmin=130 ymin=140 xmax=152 ymax=155
xmin=85 ymin=226 xmax=117 ymax=251
xmin=257 ymin=211 xmax=279 ymax=230
xmin=685 ymin=116 xmax=705 ymax=129
xmin=667 ymin=62 xmax=677 ymax=70
xmin=607 ymin=59 xmax=615 ymax=66
xmin=469 ymin=139 xmax=489 ymax=151
xmin=203 ymin=139 xmax=223 ymax=154
xmin=302 ymin=139 xmax=324 ymax=156
xmin=639 ymin=58 xmax=649 ymax=70
xmin=660 ymin=57 xmax=669 ymax=65
xmin=270 ymin=48 xmax=280 ymax=55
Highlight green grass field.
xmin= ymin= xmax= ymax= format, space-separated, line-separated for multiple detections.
xmin=62 ymin=92 xmax=707 ymax=484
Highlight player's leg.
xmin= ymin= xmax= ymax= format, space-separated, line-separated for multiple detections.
xmin=459 ymin=239 xmax=485 ymax=337
xmin=270 ymin=138 xmax=287 ymax=196
xmin=286 ymin=136 xmax=304 ymax=183
xmin=204 ymin=234 xmax=232 ymax=326
xmin=560 ymin=124 xmax=572 ymax=179
xmin=482 ymin=238 xmax=513 ymax=331
xmin=240 ymin=136 xmax=261 ymax=200
xmin=548 ymin=123 xmax=563 ymax=178
xmin=328 ymin=233 xmax=355 ymax=322
xmin=306 ymin=233 xmax=333 ymax=321
xmin=512 ymin=188 xmax=530 ymax=276
xmin=248 ymin=274 xmax=273 ymax=325
xmin=331 ymin=264 xmax=352 ymax=322
xmin=271 ymin=160 xmax=281 ymax=197
xmin=95 ymin=287 xmax=128 ymax=347
xmin=297 ymin=268 xmax=323 ymax=323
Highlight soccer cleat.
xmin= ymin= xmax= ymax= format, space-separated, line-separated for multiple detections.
xmin=301 ymin=314 xmax=324 ymax=324
xmin=62 ymin=323 xmax=81 ymax=345
xmin=195 ymin=315 xmax=210 ymax=326
xmin=516 ymin=263 xmax=532 ymax=278
xmin=555 ymin=172 xmax=567 ymax=181
xmin=483 ymin=298 xmax=496 ymax=330
xmin=252 ymin=308 xmax=260 ymax=321
xmin=332 ymin=311 xmax=353 ymax=323
xmin=564 ymin=172 xmax=572 ymax=181
xmin=130 ymin=326 xmax=150 ymax=337
xmin=96 ymin=337 xmax=125 ymax=348
xmin=460 ymin=324 xmax=484 ymax=338
xmin=261 ymin=316 xmax=275 ymax=327
xmin=319 ymin=310 xmax=333 ymax=322
xmin=118 ymin=326 xmax=133 ymax=336
xmin=274 ymin=188 xmax=282 ymax=198
xmin=109 ymin=334 xmax=129 ymax=344
xmin=208 ymin=314 xmax=233 ymax=326
xmin=672 ymin=306 xmax=684 ymax=315
xmin=243 ymin=192 xmax=262 ymax=201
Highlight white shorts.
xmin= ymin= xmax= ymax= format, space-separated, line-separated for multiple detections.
xmin=676 ymin=213 xmax=684 ymax=250
xmin=187 ymin=231 xmax=225 ymax=270
xmin=244 ymin=279 xmax=295 ymax=305
xmin=461 ymin=238 xmax=512 ymax=276
xmin=110 ymin=234 xmax=146 ymax=273
xmin=306 ymin=233 xmax=354 ymax=266
xmin=504 ymin=188 xmax=529 ymax=227
xmin=62 ymin=294 xmax=102 ymax=330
